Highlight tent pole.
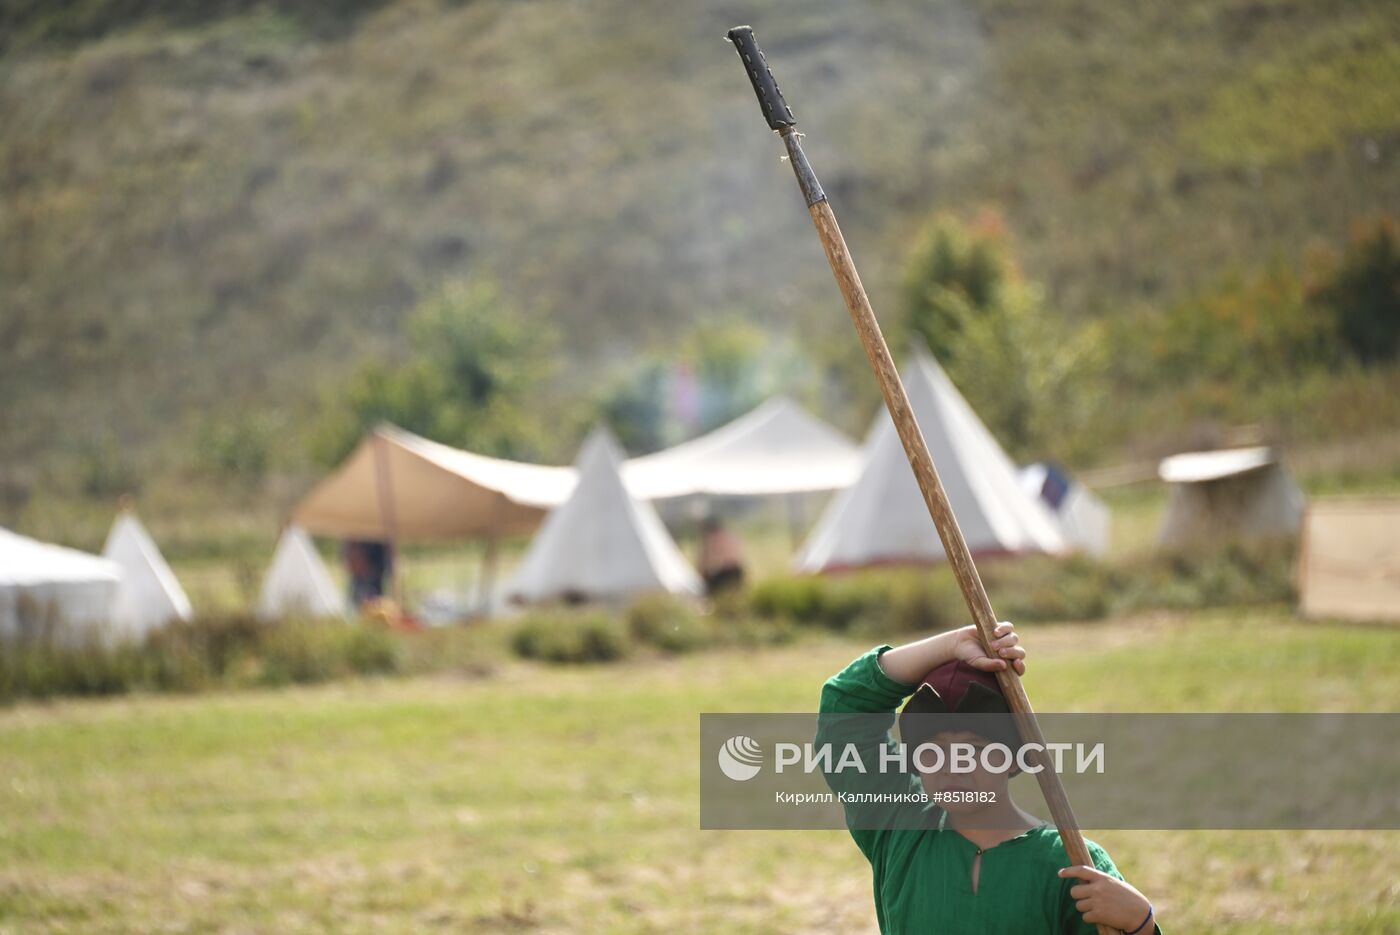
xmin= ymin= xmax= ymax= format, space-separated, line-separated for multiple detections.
xmin=478 ymin=534 xmax=499 ymax=617
xmin=785 ymin=491 xmax=804 ymax=551
xmin=371 ymin=430 xmax=404 ymax=609
xmin=478 ymin=495 xmax=504 ymax=617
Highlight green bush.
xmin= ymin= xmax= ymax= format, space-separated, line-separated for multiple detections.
xmin=1307 ymin=215 xmax=1400 ymax=365
xmin=750 ymin=542 xmax=1295 ymax=637
xmin=1111 ymin=541 xmax=1295 ymax=614
xmin=0 ymin=642 xmax=143 ymax=701
xmin=510 ymin=610 xmax=630 ymax=664
xmin=0 ymin=614 xmax=404 ymax=704
xmin=749 ymin=573 xmax=899 ymax=632
xmin=984 ymin=556 xmax=1115 ymax=623
xmin=257 ymin=618 xmax=400 ymax=686
xmin=625 ymin=594 xmax=710 ymax=654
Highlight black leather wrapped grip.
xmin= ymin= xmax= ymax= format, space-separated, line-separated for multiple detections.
xmin=726 ymin=26 xmax=795 ymax=130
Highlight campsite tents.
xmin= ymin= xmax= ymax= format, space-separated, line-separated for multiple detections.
xmin=102 ymin=510 xmax=193 ymax=638
xmin=296 ymin=401 xmax=861 ymax=544
xmin=1157 ymin=447 xmax=1304 ymax=548
xmin=507 ymin=428 xmax=703 ymax=603
xmin=1019 ymin=462 xmax=1111 ymax=557
xmin=795 ymin=349 xmax=1066 ymax=572
xmin=0 ymin=528 xmax=121 ymax=643
xmin=623 ymin=396 xmax=862 ymax=500
xmin=257 ymin=526 xmax=347 ymax=620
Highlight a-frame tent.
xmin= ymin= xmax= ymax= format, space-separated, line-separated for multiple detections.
xmin=102 ymin=510 xmax=193 ymax=638
xmin=507 ymin=427 xmax=702 ymax=604
xmin=257 ymin=526 xmax=347 ymax=621
xmin=795 ymin=349 xmax=1066 ymax=572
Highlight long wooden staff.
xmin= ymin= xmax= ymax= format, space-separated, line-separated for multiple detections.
xmin=726 ymin=27 xmax=1118 ymax=935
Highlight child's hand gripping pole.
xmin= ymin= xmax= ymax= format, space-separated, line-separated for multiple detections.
xmin=726 ymin=26 xmax=1120 ymax=935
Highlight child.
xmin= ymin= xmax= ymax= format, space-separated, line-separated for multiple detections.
xmin=816 ymin=621 xmax=1160 ymax=934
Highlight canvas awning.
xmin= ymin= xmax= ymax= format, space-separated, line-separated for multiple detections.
xmin=293 ymin=425 xmax=577 ymax=542
xmin=622 ymin=396 xmax=861 ymax=500
xmin=1158 ymin=446 xmax=1275 ymax=483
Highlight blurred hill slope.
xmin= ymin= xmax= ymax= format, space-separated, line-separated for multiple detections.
xmin=3 ymin=0 xmax=1398 ymax=478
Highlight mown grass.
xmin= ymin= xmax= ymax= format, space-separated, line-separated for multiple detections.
xmin=0 ymin=609 xmax=1395 ymax=933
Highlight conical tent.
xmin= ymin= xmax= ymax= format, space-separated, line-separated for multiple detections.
xmin=102 ymin=511 xmax=193 ymax=637
xmin=796 ymin=350 xmax=1066 ymax=572
xmin=0 ymin=528 xmax=122 ymax=643
xmin=508 ymin=428 xmax=702 ymax=603
xmin=257 ymin=526 xmax=347 ymax=620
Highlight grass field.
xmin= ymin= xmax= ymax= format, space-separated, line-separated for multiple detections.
xmin=2 ymin=608 xmax=1397 ymax=933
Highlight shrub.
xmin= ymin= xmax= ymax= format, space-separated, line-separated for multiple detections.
xmin=510 ymin=610 xmax=630 ymax=664
xmin=1307 ymin=215 xmax=1400 ymax=365
xmin=0 ymin=614 xmax=404 ymax=704
xmin=626 ymin=594 xmax=711 ymax=654
xmin=257 ymin=618 xmax=400 ymax=686
xmin=750 ymin=542 xmax=1295 ymax=638
xmin=0 ymin=641 xmax=143 ymax=701
xmin=984 ymin=556 xmax=1114 ymax=623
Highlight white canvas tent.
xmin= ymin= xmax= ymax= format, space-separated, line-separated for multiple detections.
xmin=623 ymin=396 xmax=862 ymax=500
xmin=508 ymin=428 xmax=703 ymax=604
xmin=1019 ymin=463 xmax=1111 ymax=557
xmin=796 ymin=350 xmax=1066 ymax=572
xmin=257 ymin=526 xmax=347 ymax=620
xmin=294 ymin=424 xmax=576 ymax=543
xmin=0 ymin=528 xmax=122 ymax=643
xmin=1157 ymin=447 xmax=1304 ymax=548
xmin=103 ymin=510 xmax=193 ymax=638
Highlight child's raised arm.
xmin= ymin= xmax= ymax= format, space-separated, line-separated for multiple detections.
xmin=877 ymin=622 xmax=1026 ymax=685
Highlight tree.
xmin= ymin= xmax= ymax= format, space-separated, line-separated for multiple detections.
xmin=900 ymin=212 xmax=1106 ymax=462
xmin=1307 ymin=215 xmax=1400 ymax=364
xmin=312 ymin=278 xmax=559 ymax=466
xmin=900 ymin=212 xmax=1017 ymax=364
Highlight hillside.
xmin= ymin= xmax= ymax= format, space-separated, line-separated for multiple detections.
xmin=3 ymin=0 xmax=1399 ymax=491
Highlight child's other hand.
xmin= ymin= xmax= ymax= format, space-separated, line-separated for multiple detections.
xmin=1057 ymin=865 xmax=1152 ymax=931
xmin=952 ymin=621 xmax=1025 ymax=676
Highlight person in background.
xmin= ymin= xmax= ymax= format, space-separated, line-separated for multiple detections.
xmin=698 ymin=514 xmax=746 ymax=595
xmin=344 ymin=539 xmax=393 ymax=607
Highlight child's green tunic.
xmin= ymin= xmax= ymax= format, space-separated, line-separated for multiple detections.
xmin=818 ymin=646 xmax=1161 ymax=935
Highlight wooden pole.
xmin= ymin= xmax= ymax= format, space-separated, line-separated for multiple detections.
xmin=371 ymin=429 xmax=404 ymax=610
xmin=727 ymin=27 xmax=1117 ymax=935
xmin=477 ymin=493 xmax=504 ymax=617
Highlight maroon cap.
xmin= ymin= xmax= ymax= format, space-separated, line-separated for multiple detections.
xmin=915 ymin=659 xmax=1006 ymax=713
xmin=899 ymin=659 xmax=1015 ymax=748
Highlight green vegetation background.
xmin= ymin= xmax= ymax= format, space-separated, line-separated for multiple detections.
xmin=3 ymin=0 xmax=1399 ymax=565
